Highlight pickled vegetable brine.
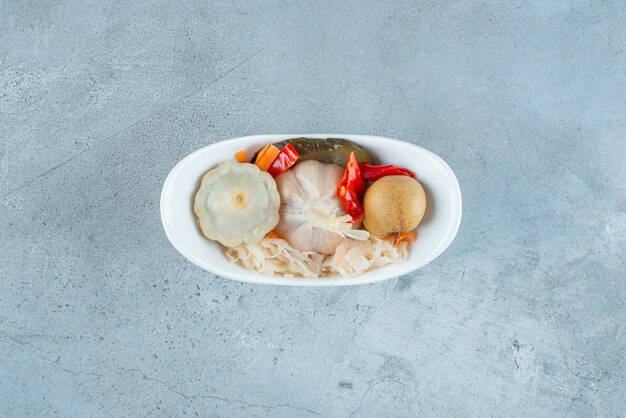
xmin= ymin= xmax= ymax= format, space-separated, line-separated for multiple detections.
xmin=194 ymin=138 xmax=427 ymax=278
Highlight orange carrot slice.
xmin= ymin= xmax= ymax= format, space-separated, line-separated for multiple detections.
xmin=265 ymin=230 xmax=279 ymax=239
xmin=255 ymin=144 xmax=280 ymax=171
xmin=235 ymin=150 xmax=247 ymax=163
xmin=392 ymin=231 xmax=416 ymax=247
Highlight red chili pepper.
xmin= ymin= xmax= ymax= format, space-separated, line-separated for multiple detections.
xmin=358 ymin=162 xmax=415 ymax=182
xmin=267 ymin=144 xmax=300 ymax=177
xmin=337 ymin=152 xmax=366 ymax=222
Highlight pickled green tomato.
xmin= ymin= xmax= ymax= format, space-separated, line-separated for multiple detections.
xmin=252 ymin=138 xmax=373 ymax=168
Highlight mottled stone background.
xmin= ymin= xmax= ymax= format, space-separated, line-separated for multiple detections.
xmin=1 ymin=0 xmax=624 ymax=416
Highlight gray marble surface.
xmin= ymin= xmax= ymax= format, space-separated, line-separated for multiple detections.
xmin=1 ymin=1 xmax=625 ymax=416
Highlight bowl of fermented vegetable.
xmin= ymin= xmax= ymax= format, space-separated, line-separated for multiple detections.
xmin=161 ymin=134 xmax=462 ymax=286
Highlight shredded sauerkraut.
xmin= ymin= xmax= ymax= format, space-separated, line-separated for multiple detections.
xmin=323 ymin=236 xmax=409 ymax=277
xmin=225 ymin=236 xmax=408 ymax=278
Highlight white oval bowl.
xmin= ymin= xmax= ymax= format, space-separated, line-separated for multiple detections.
xmin=161 ymin=134 xmax=462 ymax=286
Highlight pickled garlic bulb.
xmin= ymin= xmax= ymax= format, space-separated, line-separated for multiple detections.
xmin=274 ymin=160 xmax=368 ymax=254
